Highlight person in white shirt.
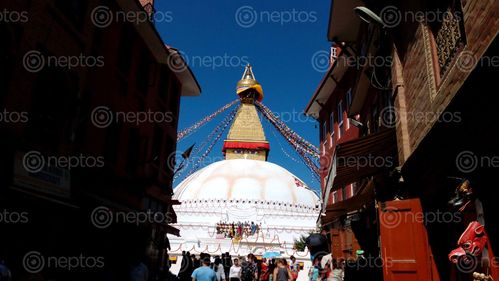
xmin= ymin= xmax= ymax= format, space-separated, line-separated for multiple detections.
xmin=330 ymin=259 xmax=343 ymax=281
xmin=212 ymin=257 xmax=226 ymax=281
xmin=229 ymin=258 xmax=242 ymax=281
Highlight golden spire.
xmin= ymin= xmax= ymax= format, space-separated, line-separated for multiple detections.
xmin=223 ymin=65 xmax=269 ymax=161
xmin=236 ymin=64 xmax=264 ymax=102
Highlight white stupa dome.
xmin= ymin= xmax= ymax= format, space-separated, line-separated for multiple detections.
xmin=169 ymin=159 xmax=320 ymax=279
xmin=173 ymin=159 xmax=320 ymax=209
xmin=169 ymin=66 xmax=320 ymax=274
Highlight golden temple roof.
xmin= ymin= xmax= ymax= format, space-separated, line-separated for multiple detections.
xmin=225 ymin=65 xmax=269 ymax=161
xmin=236 ymin=64 xmax=264 ymax=101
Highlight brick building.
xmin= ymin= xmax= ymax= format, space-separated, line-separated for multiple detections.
xmin=305 ymin=42 xmax=363 ymax=260
xmin=307 ymin=0 xmax=497 ymax=280
xmin=389 ymin=0 xmax=498 ymax=280
xmin=305 ymin=0 xmax=398 ymax=264
xmin=0 ymin=0 xmax=200 ymax=280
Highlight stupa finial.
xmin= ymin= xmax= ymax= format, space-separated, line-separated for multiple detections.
xmin=236 ymin=64 xmax=264 ymax=102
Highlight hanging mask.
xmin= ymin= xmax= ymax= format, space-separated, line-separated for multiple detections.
xmin=449 ymin=221 xmax=488 ymax=263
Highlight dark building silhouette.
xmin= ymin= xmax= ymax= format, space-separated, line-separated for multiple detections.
xmin=0 ymin=0 xmax=200 ymax=280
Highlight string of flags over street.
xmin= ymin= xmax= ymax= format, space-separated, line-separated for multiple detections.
xmin=174 ymin=95 xmax=321 ymax=186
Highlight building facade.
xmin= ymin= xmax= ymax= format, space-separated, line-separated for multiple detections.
xmin=305 ymin=8 xmax=398 ymax=263
xmin=305 ymin=43 xmax=362 ymax=260
xmin=0 ymin=0 xmax=200 ymax=280
xmin=307 ymin=0 xmax=498 ymax=280
xmin=390 ymin=0 xmax=498 ymax=280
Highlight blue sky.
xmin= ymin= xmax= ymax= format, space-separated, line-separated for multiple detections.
xmin=154 ymin=0 xmax=331 ymax=191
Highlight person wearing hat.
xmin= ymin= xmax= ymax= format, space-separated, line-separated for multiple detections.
xmin=192 ymin=257 xmax=217 ymax=281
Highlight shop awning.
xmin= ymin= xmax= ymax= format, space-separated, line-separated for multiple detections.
xmin=333 ymin=128 xmax=397 ymax=189
xmin=322 ymin=128 xmax=397 ymax=212
xmin=322 ymin=180 xmax=375 ymax=225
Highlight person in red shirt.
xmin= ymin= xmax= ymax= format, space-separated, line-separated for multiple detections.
xmin=260 ymin=258 xmax=269 ymax=281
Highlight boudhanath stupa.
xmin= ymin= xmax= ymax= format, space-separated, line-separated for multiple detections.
xmin=168 ymin=65 xmax=320 ymax=276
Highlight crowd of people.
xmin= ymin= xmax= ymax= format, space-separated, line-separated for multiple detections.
xmin=307 ymin=249 xmax=384 ymax=281
xmin=177 ymin=252 xmax=302 ymax=281
xmin=175 ymin=250 xmax=372 ymax=281
xmin=308 ymin=256 xmax=344 ymax=281
xmin=215 ymin=221 xmax=261 ymax=239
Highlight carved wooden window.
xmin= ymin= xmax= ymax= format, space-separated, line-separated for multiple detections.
xmin=427 ymin=0 xmax=467 ymax=78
